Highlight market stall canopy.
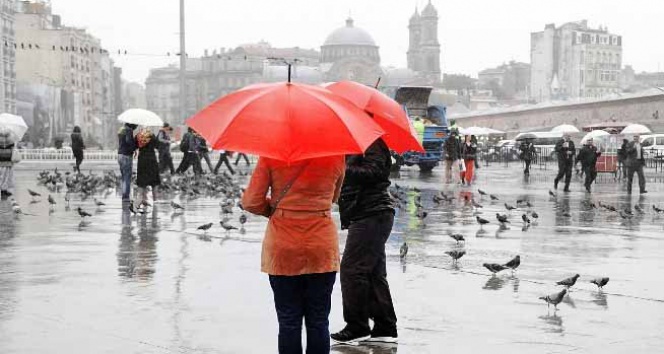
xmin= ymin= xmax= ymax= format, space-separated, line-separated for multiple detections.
xmin=581 ymin=130 xmax=610 ymax=144
xmin=459 ymin=126 xmax=505 ymax=136
xmin=620 ymin=124 xmax=652 ymax=135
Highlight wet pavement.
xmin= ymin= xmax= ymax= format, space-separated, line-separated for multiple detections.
xmin=1 ymin=162 xmax=664 ymax=353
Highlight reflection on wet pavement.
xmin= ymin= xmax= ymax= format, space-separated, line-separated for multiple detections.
xmin=1 ymin=165 xmax=664 ymax=353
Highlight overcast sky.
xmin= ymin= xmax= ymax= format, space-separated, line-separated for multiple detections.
xmin=50 ymin=0 xmax=664 ymax=84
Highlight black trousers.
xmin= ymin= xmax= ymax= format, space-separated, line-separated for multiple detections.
xmin=340 ymin=211 xmax=397 ymax=336
xmin=214 ymin=153 xmax=235 ymax=174
xmin=234 ymin=153 xmax=250 ymax=166
xmin=176 ymin=152 xmax=202 ymax=175
xmin=159 ymin=152 xmax=174 ymax=174
xmin=554 ymin=161 xmax=573 ymax=189
xmin=73 ymin=151 xmax=84 ymax=173
xmin=200 ymin=151 xmax=214 ymax=172
xmin=524 ymin=159 xmax=532 ymax=174
xmin=627 ymin=163 xmax=646 ymax=193
xmin=583 ymin=165 xmax=597 ymax=190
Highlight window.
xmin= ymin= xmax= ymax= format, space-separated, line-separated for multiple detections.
xmin=580 ymin=70 xmax=584 ymax=83
xmin=656 ymin=137 xmax=664 ymax=146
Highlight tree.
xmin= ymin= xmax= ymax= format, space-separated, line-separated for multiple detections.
xmin=442 ymin=74 xmax=476 ymax=94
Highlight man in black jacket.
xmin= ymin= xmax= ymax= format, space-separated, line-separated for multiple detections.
xmin=519 ymin=139 xmax=536 ymax=175
xmin=575 ymin=138 xmax=601 ymax=193
xmin=553 ymin=134 xmax=576 ymax=191
xmin=443 ymin=130 xmax=461 ymax=183
xmin=157 ymin=123 xmax=174 ymax=174
xmin=332 ymin=138 xmax=398 ymax=344
xmin=626 ymin=135 xmax=647 ymax=194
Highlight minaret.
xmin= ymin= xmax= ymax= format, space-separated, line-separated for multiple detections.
xmin=420 ymin=0 xmax=441 ymax=84
xmin=407 ymin=7 xmax=421 ymax=71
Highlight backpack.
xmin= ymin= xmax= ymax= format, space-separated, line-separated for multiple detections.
xmin=179 ymin=134 xmax=189 ymax=152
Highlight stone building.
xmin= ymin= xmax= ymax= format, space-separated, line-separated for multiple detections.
xmin=478 ymin=61 xmax=530 ymax=100
xmin=530 ymin=20 xmax=622 ymax=102
xmin=407 ymin=1 xmax=441 ymax=86
xmin=1 ymin=0 xmax=16 ymax=113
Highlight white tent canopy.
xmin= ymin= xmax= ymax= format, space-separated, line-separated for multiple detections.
xmin=459 ymin=126 xmax=505 ymax=136
xmin=620 ymin=124 xmax=651 ymax=135
xmin=551 ymin=124 xmax=580 ymax=134
xmin=580 ymin=130 xmax=610 ymax=144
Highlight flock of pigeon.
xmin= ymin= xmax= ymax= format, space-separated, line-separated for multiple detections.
xmin=9 ymin=168 xmax=248 ymax=236
xmin=389 ymin=183 xmax=653 ymax=311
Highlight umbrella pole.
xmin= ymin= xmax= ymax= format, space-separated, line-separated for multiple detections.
xmin=288 ymin=64 xmax=291 ymax=83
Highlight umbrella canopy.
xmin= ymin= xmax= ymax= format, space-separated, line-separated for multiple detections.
xmin=581 ymin=130 xmax=609 ymax=144
xmin=186 ymin=82 xmax=385 ymax=162
xmin=0 ymin=113 xmax=28 ymax=142
xmin=118 ymin=109 xmax=164 ymax=127
xmin=324 ymin=81 xmax=423 ymax=153
xmin=620 ymin=124 xmax=651 ymax=135
xmin=515 ymin=132 xmax=538 ymax=141
xmin=551 ymin=124 xmax=580 ymax=134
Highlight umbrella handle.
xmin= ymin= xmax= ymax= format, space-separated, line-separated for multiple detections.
xmin=374 ymin=77 xmax=381 ymax=88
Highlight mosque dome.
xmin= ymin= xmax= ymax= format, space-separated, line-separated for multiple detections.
xmin=323 ymin=18 xmax=377 ymax=47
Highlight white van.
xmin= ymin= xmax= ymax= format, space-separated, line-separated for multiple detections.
xmin=515 ymin=131 xmax=564 ymax=159
xmin=640 ymin=134 xmax=664 ymax=157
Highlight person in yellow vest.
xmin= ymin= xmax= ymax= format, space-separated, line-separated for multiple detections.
xmin=413 ymin=117 xmax=425 ymax=144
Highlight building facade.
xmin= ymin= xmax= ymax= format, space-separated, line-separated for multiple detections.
xmin=14 ymin=1 xmax=120 ymax=147
xmin=407 ymin=1 xmax=441 ymax=86
xmin=1 ymin=0 xmax=16 ymax=113
xmin=530 ymin=20 xmax=622 ymax=102
xmin=478 ymin=61 xmax=530 ymax=100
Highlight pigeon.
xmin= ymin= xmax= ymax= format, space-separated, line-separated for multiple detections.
xmin=48 ymin=195 xmax=56 ymax=206
xmin=539 ymin=289 xmax=567 ymax=310
xmin=490 ymin=194 xmax=499 ymax=201
xmin=197 ymin=223 xmax=213 ymax=232
xmin=590 ymin=277 xmax=610 ymax=290
xmin=476 ymin=216 xmax=490 ymax=226
xmin=128 ymin=201 xmax=137 ymax=215
xmin=522 ymin=214 xmax=531 ymax=224
xmin=11 ymin=201 xmax=22 ymax=214
xmin=171 ymin=201 xmax=184 ymax=210
xmin=619 ymin=210 xmax=633 ymax=219
xmin=496 ymin=213 xmax=510 ymax=224
xmin=94 ymin=198 xmax=105 ymax=207
xmin=653 ymin=205 xmax=664 ymax=214
xmin=416 ymin=209 xmax=428 ymax=220
xmin=400 ymin=242 xmax=408 ymax=260
xmin=220 ymin=221 xmax=239 ymax=231
xmin=471 ymin=200 xmax=483 ymax=209
xmin=634 ymin=205 xmax=645 ymax=214
xmin=446 ymin=250 xmax=466 ymax=263
xmin=478 ymin=189 xmax=487 ymax=196
xmin=483 ymin=263 xmax=508 ymax=274
xmin=504 ymin=203 xmax=516 ymax=211
xmin=549 ymin=190 xmax=556 ymax=197
xmin=77 ymin=207 xmax=92 ymax=218
xmin=556 ymin=274 xmax=580 ymax=289
xmin=28 ymin=189 xmax=41 ymax=198
xmin=561 ymin=210 xmax=572 ymax=218
xmin=449 ymin=233 xmax=465 ymax=244
xmin=531 ymin=211 xmax=539 ymax=219
xmin=503 ymin=255 xmax=520 ymax=271
xmin=239 ymin=213 xmax=247 ymax=225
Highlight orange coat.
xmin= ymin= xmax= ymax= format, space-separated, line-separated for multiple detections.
xmin=241 ymin=156 xmax=345 ymax=276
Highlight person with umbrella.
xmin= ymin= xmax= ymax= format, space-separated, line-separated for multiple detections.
xmin=626 ymin=135 xmax=647 ymax=194
xmin=135 ymin=129 xmax=161 ymax=204
xmin=554 ymin=133 xmax=576 ymax=192
xmin=117 ymin=123 xmax=138 ymax=203
xmin=157 ymin=123 xmax=175 ymax=175
xmin=70 ymin=126 xmax=85 ymax=174
xmin=575 ymin=138 xmax=601 ymax=193
xmin=0 ymin=128 xmax=20 ymax=199
xmin=519 ymin=138 xmax=537 ymax=175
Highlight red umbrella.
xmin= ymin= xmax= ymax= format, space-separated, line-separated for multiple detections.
xmin=186 ymin=82 xmax=385 ymax=162
xmin=324 ymin=81 xmax=424 ymax=153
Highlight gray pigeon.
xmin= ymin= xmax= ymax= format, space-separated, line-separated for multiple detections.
xmin=400 ymin=242 xmax=408 ymax=260
xmin=556 ymin=274 xmax=580 ymax=289
xmin=590 ymin=277 xmax=610 ymax=290
xmin=503 ymin=255 xmax=520 ymax=271
xmin=446 ymin=250 xmax=466 ymax=263
xmin=449 ymin=233 xmax=465 ymax=244
xmin=483 ymin=263 xmax=508 ymax=274
xmin=539 ymin=289 xmax=567 ymax=309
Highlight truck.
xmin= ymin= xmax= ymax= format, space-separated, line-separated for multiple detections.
xmin=382 ymin=86 xmax=450 ymax=172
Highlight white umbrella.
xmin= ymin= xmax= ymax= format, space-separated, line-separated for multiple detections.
xmin=459 ymin=126 xmax=488 ymax=135
xmin=0 ymin=113 xmax=28 ymax=142
xmin=580 ymin=130 xmax=609 ymax=144
xmin=484 ymin=127 xmax=505 ymax=134
xmin=118 ymin=109 xmax=163 ymax=127
xmin=620 ymin=124 xmax=651 ymax=135
xmin=551 ymin=124 xmax=580 ymax=134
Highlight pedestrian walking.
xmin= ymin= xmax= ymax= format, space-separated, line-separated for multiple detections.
xmin=175 ymin=128 xmax=202 ymax=176
xmin=553 ymin=133 xmax=576 ymax=192
xmin=617 ymin=138 xmax=629 ymax=180
xmin=70 ymin=126 xmax=85 ymax=174
xmin=213 ymin=150 xmax=236 ymax=175
xmin=626 ymin=135 xmax=647 ymax=194
xmin=332 ymin=138 xmax=398 ymax=344
xmin=461 ymin=135 xmax=478 ymax=185
xmin=443 ymin=130 xmax=461 ymax=183
xmin=575 ymin=138 xmax=601 ymax=193
xmin=242 ymin=155 xmax=345 ymax=354
xmin=0 ymin=129 xmax=20 ymax=199
xmin=519 ymin=139 xmax=536 ymax=175
xmin=234 ymin=152 xmax=251 ymax=166
xmin=157 ymin=123 xmax=175 ymax=175
xmin=135 ymin=129 xmax=161 ymax=204
xmin=117 ymin=123 xmax=138 ymax=203
xmin=197 ymin=134 xmax=214 ymax=173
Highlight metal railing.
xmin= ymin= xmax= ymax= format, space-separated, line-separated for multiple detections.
xmin=18 ymin=149 xmax=185 ymax=161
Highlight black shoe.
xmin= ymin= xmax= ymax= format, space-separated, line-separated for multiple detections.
xmin=640 ymin=190 xmax=648 ymax=194
xmin=586 ymin=186 xmax=591 ymax=193
xmin=554 ymin=180 xmax=559 ymax=189
xmin=563 ymin=188 xmax=570 ymax=192
xmin=331 ymin=329 xmax=371 ymax=344
xmin=366 ymin=328 xmax=398 ymax=343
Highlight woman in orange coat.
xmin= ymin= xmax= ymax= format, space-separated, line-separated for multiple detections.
xmin=242 ymin=155 xmax=345 ymax=354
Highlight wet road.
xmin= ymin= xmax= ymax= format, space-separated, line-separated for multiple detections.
xmin=1 ymin=163 xmax=664 ymax=353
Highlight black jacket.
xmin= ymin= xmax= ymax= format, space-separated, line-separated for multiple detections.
xmin=443 ymin=136 xmax=461 ymax=161
xmin=576 ymin=144 xmax=601 ymax=168
xmin=156 ymin=130 xmax=171 ymax=155
xmin=519 ymin=142 xmax=536 ymax=161
xmin=117 ymin=125 xmax=137 ymax=156
xmin=461 ymin=142 xmax=478 ymax=160
xmin=626 ymin=141 xmax=646 ymax=166
xmin=338 ymin=139 xmax=394 ymax=229
xmin=70 ymin=132 xmax=85 ymax=153
xmin=555 ymin=139 xmax=576 ymax=164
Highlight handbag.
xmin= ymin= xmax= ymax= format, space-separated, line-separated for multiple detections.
xmin=11 ymin=149 xmax=21 ymax=163
xmin=266 ymin=161 xmax=309 ymax=217
xmin=458 ymin=159 xmax=466 ymax=172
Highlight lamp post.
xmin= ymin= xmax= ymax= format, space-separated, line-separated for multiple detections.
xmin=179 ymin=0 xmax=186 ymax=126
